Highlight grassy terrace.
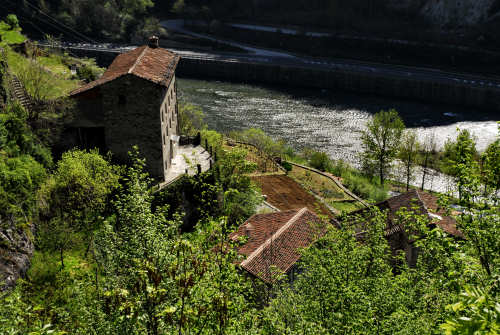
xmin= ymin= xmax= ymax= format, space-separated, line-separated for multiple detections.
xmin=288 ymin=164 xmax=365 ymax=213
xmin=6 ymin=49 xmax=81 ymax=100
xmin=1 ymin=24 xmax=103 ymax=101
xmin=227 ymin=140 xmax=365 ymax=214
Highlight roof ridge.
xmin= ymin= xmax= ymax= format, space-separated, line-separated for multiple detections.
xmin=241 ymin=207 xmax=308 ymax=268
xmin=128 ymin=46 xmax=148 ymax=75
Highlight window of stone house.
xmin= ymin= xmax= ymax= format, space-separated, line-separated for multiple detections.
xmin=118 ymin=94 xmax=126 ymax=105
xmin=161 ymin=109 xmax=164 ymax=122
xmin=169 ymin=117 xmax=172 ymax=129
xmin=166 ymin=125 xmax=169 ymax=136
xmin=163 ymin=134 xmax=166 ymax=145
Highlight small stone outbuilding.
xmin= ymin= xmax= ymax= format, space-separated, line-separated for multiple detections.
xmin=69 ymin=37 xmax=180 ymax=181
xmin=350 ymin=189 xmax=462 ymax=267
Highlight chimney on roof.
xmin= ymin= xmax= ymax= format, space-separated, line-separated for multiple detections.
xmin=244 ymin=223 xmax=254 ymax=238
xmin=148 ymin=36 xmax=159 ymax=48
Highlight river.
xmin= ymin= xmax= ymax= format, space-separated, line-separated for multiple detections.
xmin=177 ymin=77 xmax=499 ymax=193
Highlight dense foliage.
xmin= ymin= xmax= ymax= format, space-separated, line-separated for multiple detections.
xmin=0 ymin=28 xmax=499 ymax=334
xmin=2 ymin=0 xmax=163 ymax=42
xmin=0 ymin=102 xmax=50 ymax=220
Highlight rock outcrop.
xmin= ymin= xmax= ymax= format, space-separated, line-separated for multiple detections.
xmin=386 ymin=0 xmax=499 ymax=29
xmin=0 ymin=216 xmax=34 ymax=291
xmin=420 ymin=0 xmax=496 ymax=28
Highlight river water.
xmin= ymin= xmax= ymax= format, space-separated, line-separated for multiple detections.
xmin=177 ymin=78 xmax=499 ymax=193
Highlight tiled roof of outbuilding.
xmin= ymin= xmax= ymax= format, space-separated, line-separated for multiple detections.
xmin=352 ymin=189 xmax=463 ymax=238
xmin=230 ymin=208 xmax=327 ymax=283
xmin=70 ymin=45 xmax=180 ymax=96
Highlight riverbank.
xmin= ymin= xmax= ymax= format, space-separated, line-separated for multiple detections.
xmin=177 ymin=77 xmax=498 ymax=194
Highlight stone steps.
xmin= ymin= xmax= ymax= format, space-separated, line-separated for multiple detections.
xmin=9 ymin=75 xmax=34 ymax=112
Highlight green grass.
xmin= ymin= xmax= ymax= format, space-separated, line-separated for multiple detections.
xmin=6 ymin=48 xmax=80 ymax=99
xmin=329 ymin=200 xmax=364 ymax=213
xmin=1 ymin=30 xmax=26 ymax=45
xmin=288 ymin=164 xmax=350 ymax=201
xmin=38 ymin=55 xmax=73 ymax=79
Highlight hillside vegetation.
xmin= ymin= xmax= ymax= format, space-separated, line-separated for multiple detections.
xmin=0 ymin=18 xmax=499 ymax=335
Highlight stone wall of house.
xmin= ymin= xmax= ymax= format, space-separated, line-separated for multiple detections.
xmin=159 ymin=75 xmax=179 ymax=180
xmin=101 ymin=75 xmax=166 ymax=180
xmin=69 ymin=88 xmax=104 ymax=128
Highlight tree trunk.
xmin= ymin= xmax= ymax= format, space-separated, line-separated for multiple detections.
xmin=421 ymin=154 xmax=429 ymax=190
xmin=60 ymin=247 xmax=65 ymax=269
xmin=379 ymin=163 xmax=384 ymax=185
xmin=406 ymin=162 xmax=411 ymax=191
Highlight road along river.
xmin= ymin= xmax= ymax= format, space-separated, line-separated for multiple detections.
xmin=177 ymin=77 xmax=499 ymax=194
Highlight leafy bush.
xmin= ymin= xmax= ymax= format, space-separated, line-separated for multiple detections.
xmin=330 ymin=159 xmax=388 ymax=202
xmin=179 ymin=103 xmax=206 ymax=136
xmin=201 ymin=129 xmax=223 ymax=155
xmin=308 ymin=151 xmax=332 ymax=172
xmin=76 ymin=65 xmax=96 ymax=82
xmin=0 ymin=103 xmax=50 ymax=219
xmin=229 ymin=128 xmax=286 ymax=157
xmin=0 ymin=154 xmax=47 ymax=218
xmin=281 ymin=161 xmax=292 ymax=172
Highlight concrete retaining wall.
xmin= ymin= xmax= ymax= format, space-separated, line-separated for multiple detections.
xmin=177 ymin=57 xmax=500 ymax=111
xmin=66 ymin=47 xmax=500 ymax=111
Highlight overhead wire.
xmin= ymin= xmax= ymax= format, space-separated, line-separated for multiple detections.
xmin=0 ymin=3 xmax=51 ymax=40
xmin=0 ymin=2 xmax=94 ymax=60
xmin=22 ymin=0 xmax=98 ymax=43
xmin=3 ymin=0 xmax=94 ymax=43
xmin=3 ymin=0 xmax=88 ymax=43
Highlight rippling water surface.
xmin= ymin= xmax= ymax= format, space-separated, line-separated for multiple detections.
xmin=178 ymin=78 xmax=499 ymax=192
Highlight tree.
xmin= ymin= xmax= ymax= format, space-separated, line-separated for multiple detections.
xmin=37 ymin=149 xmax=120 ymax=266
xmin=217 ymin=148 xmax=261 ymax=226
xmin=5 ymin=14 xmax=19 ymax=30
xmin=398 ymin=130 xmax=420 ymax=191
xmin=360 ymin=109 xmax=405 ymax=185
xmin=0 ymin=102 xmax=49 ymax=220
xmin=481 ymin=125 xmax=500 ymax=197
xmin=441 ymin=285 xmax=500 ymax=335
xmin=93 ymin=148 xmax=253 ymax=335
xmin=420 ymin=132 xmax=437 ymax=191
xmin=442 ymin=129 xmax=479 ymax=204
xmin=178 ymin=102 xmax=206 ymax=136
xmin=441 ymin=151 xmax=500 ymax=333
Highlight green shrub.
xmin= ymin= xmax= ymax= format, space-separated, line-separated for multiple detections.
xmin=76 ymin=65 xmax=95 ymax=82
xmin=342 ymin=171 xmax=388 ymax=203
xmin=281 ymin=161 xmax=292 ymax=172
xmin=308 ymin=151 xmax=332 ymax=172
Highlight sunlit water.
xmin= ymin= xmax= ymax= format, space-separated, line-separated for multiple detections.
xmin=178 ymin=78 xmax=499 ymax=193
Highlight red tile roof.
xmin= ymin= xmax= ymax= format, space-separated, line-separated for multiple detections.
xmin=70 ymin=45 xmax=180 ymax=96
xmin=230 ymin=208 xmax=327 ymax=283
xmin=352 ymin=190 xmax=463 ymax=238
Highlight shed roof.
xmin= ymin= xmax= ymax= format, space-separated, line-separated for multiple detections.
xmin=229 ymin=208 xmax=327 ymax=283
xmin=351 ymin=189 xmax=462 ymax=238
xmin=70 ymin=45 xmax=180 ymax=96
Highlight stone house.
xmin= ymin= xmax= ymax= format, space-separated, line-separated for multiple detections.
xmin=69 ymin=37 xmax=180 ymax=181
xmin=229 ymin=207 xmax=328 ymax=284
xmin=350 ymin=189 xmax=463 ymax=267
